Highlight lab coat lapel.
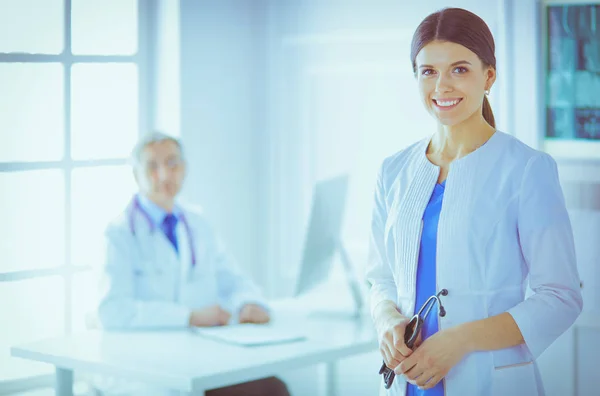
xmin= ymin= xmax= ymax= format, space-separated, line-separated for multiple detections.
xmin=136 ymin=216 xmax=179 ymax=273
xmin=438 ymin=132 xmax=507 ymax=292
xmin=132 ymin=211 xmax=158 ymax=267
xmin=177 ymin=217 xmax=192 ymax=285
xmin=157 ymin=224 xmax=180 ymax=271
xmin=390 ymin=143 xmax=438 ymax=300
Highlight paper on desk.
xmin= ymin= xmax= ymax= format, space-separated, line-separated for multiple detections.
xmin=193 ymin=323 xmax=307 ymax=346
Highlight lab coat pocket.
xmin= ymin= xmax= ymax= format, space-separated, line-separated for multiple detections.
xmin=133 ymin=262 xmax=170 ymax=298
xmin=181 ymin=265 xmax=219 ymax=307
xmin=491 ymin=361 xmax=539 ymax=396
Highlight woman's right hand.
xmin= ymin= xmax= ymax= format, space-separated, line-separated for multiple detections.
xmin=373 ymin=301 xmax=414 ymax=371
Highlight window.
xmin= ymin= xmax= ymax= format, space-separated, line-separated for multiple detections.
xmin=0 ymin=0 xmax=146 ymax=389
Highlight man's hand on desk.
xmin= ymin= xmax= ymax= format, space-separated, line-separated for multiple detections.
xmin=189 ymin=305 xmax=231 ymax=327
xmin=239 ymin=304 xmax=270 ymax=324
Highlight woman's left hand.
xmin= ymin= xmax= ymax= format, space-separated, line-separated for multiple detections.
xmin=394 ymin=326 xmax=472 ymax=390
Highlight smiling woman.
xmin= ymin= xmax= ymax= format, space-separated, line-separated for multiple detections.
xmin=410 ymin=8 xmax=497 ymax=130
xmin=368 ymin=7 xmax=582 ymax=396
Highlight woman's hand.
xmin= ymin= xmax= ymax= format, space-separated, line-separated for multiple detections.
xmin=395 ymin=326 xmax=472 ymax=390
xmin=373 ymin=301 xmax=414 ymax=371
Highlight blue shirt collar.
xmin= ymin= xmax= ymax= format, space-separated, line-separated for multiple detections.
xmin=137 ymin=194 xmax=182 ymax=227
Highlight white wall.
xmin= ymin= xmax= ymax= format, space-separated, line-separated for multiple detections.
xmin=177 ymin=0 xmax=268 ymax=290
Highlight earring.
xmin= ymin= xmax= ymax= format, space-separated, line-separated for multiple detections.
xmin=485 ymin=89 xmax=490 ymax=96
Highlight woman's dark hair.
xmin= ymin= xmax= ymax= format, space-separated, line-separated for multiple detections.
xmin=410 ymin=8 xmax=496 ymax=128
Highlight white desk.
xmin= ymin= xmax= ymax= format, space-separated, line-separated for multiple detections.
xmin=11 ymin=315 xmax=377 ymax=396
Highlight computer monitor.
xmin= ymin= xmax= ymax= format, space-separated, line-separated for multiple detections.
xmin=293 ymin=174 xmax=364 ymax=315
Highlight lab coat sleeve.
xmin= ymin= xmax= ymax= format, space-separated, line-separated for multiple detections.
xmin=97 ymin=225 xmax=191 ymax=330
xmin=508 ymin=153 xmax=583 ymax=359
xmin=212 ymin=232 xmax=268 ymax=317
xmin=365 ymin=160 xmax=398 ymax=318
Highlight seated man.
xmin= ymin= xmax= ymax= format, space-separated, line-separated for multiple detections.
xmin=96 ymin=131 xmax=289 ymax=396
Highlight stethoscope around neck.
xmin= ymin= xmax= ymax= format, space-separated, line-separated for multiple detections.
xmin=379 ymin=288 xmax=449 ymax=389
xmin=127 ymin=195 xmax=197 ymax=267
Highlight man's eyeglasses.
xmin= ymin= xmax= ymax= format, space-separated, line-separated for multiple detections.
xmin=379 ymin=289 xmax=448 ymax=389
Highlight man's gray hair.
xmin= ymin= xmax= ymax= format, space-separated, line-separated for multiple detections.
xmin=130 ymin=131 xmax=184 ymax=166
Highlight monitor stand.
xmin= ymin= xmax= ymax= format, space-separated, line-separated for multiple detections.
xmin=303 ymin=240 xmax=367 ymax=320
xmin=337 ymin=240 xmax=366 ymax=318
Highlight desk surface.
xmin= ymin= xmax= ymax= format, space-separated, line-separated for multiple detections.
xmin=11 ymin=314 xmax=377 ymax=393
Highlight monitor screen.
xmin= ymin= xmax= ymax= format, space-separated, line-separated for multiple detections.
xmin=294 ymin=174 xmax=349 ymax=296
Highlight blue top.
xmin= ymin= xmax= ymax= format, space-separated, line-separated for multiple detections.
xmin=407 ymin=180 xmax=446 ymax=396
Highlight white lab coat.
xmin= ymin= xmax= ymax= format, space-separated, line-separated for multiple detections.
xmin=97 ymin=200 xmax=266 ymax=330
xmin=366 ymin=131 xmax=583 ymax=396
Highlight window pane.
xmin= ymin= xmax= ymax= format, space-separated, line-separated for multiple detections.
xmin=71 ymin=165 xmax=136 ymax=267
xmin=0 ymin=63 xmax=64 ymax=162
xmin=0 ymin=0 xmax=64 ymax=54
xmin=0 ymin=170 xmax=65 ymax=272
xmin=0 ymin=276 xmax=65 ymax=381
xmin=71 ymin=0 xmax=138 ymax=55
xmin=71 ymin=63 xmax=138 ymax=160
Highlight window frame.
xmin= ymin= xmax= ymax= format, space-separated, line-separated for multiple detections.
xmin=0 ymin=0 xmax=154 ymax=391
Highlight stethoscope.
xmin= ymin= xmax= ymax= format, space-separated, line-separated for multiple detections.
xmin=379 ymin=288 xmax=449 ymax=389
xmin=128 ymin=195 xmax=197 ymax=267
